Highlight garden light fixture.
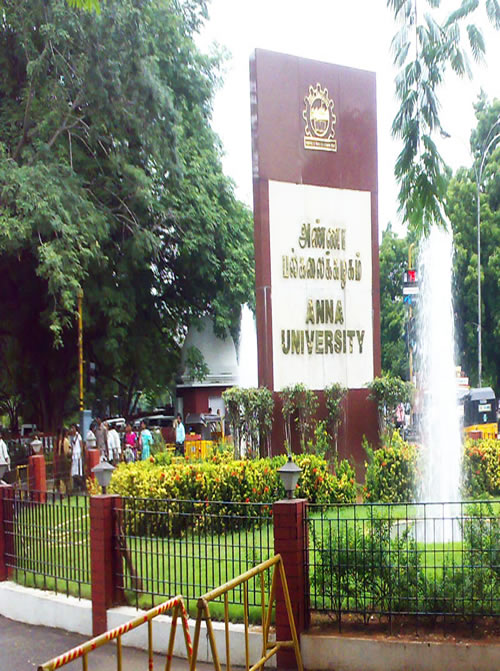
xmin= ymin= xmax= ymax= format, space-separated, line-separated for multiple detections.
xmin=92 ymin=461 xmax=115 ymax=494
xmin=277 ymin=455 xmax=302 ymax=499
xmin=30 ymin=438 xmax=43 ymax=455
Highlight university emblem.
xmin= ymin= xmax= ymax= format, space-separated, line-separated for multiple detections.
xmin=303 ymin=83 xmax=337 ymax=152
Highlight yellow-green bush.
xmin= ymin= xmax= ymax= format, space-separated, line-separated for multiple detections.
xmin=462 ymin=438 xmax=500 ymax=498
xmin=363 ymin=431 xmax=419 ymax=503
xmin=108 ymin=453 xmax=356 ymax=536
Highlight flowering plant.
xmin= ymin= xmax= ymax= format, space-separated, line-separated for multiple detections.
xmin=462 ymin=438 xmax=500 ymax=498
xmin=363 ymin=431 xmax=418 ymax=503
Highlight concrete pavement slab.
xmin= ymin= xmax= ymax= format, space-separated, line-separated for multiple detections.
xmin=0 ymin=615 xmax=215 ymax=671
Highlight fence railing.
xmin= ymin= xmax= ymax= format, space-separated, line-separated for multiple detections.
xmin=44 ymin=456 xmax=73 ymax=495
xmin=4 ymin=489 xmax=91 ymax=599
xmin=114 ymin=497 xmax=274 ymax=612
xmin=307 ymin=500 xmax=500 ymax=629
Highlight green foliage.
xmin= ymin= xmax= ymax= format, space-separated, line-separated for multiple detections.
xmin=324 ymin=383 xmax=346 ymax=456
xmin=108 ymin=453 xmax=356 ymax=535
xmin=66 ymin=0 xmax=101 ymax=12
xmin=378 ymin=225 xmax=416 ymax=379
xmin=367 ymin=374 xmax=412 ymax=432
xmin=0 ymin=0 xmax=254 ymax=429
xmin=448 ymin=96 xmax=500 ymax=388
xmin=221 ymin=387 xmax=244 ymax=457
xmin=279 ymin=383 xmax=319 ymax=452
xmin=388 ymin=0 xmax=500 ymax=234
xmin=311 ymin=502 xmax=500 ymax=617
xmin=184 ymin=346 xmax=210 ymax=383
xmin=363 ymin=431 xmax=419 ymax=503
xmin=462 ymin=438 xmax=500 ymax=497
xmin=460 ymin=502 xmax=500 ymax=612
xmin=221 ymin=387 xmax=274 ymax=458
xmin=312 ymin=514 xmax=423 ymax=614
xmin=307 ymin=421 xmax=330 ymax=459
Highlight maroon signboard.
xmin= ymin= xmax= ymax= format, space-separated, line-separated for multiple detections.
xmin=250 ymin=49 xmax=381 ymax=471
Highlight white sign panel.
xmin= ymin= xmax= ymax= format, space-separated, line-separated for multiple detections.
xmin=268 ymin=180 xmax=374 ymax=390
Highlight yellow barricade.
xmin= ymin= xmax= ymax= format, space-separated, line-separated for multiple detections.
xmin=38 ymin=595 xmax=192 ymax=671
xmin=190 ymin=554 xmax=303 ymax=671
xmin=16 ymin=463 xmax=30 ymax=490
xmin=184 ymin=440 xmax=213 ymax=461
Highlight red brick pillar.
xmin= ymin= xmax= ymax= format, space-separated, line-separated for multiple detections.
xmin=28 ymin=454 xmax=46 ymax=503
xmin=90 ymin=495 xmax=122 ymax=635
xmin=0 ymin=485 xmax=15 ymax=580
xmin=273 ymin=498 xmax=309 ymax=670
xmin=87 ymin=449 xmax=100 ymax=480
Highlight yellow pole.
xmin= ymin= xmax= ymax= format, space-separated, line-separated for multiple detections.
xmin=77 ymin=288 xmax=84 ymax=413
xmin=408 ymin=244 xmax=415 ymax=385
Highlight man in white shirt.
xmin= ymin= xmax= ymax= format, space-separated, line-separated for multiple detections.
xmin=86 ymin=424 xmax=97 ymax=451
xmin=106 ymin=423 xmax=121 ymax=463
xmin=0 ymin=432 xmax=10 ymax=470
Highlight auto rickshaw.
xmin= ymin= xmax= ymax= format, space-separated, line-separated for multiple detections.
xmin=463 ymin=387 xmax=498 ymax=439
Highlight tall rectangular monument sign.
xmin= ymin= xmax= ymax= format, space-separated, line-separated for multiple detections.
xmin=250 ymin=49 xmax=381 ymax=463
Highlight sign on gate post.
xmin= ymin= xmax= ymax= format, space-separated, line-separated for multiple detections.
xmin=250 ymin=50 xmax=381 ymax=465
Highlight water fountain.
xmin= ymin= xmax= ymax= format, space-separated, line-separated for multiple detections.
xmin=237 ymin=303 xmax=258 ymax=388
xmin=417 ymin=224 xmax=463 ymax=540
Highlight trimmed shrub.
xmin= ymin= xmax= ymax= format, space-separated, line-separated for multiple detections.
xmin=462 ymin=438 xmax=500 ymax=498
xmin=363 ymin=431 xmax=419 ymax=503
xmin=109 ymin=453 xmax=356 ymax=506
xmin=108 ymin=453 xmax=356 ymax=536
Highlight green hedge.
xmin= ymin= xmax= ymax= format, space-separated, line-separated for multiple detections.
xmin=108 ymin=452 xmax=356 ymax=536
xmin=462 ymin=438 xmax=500 ymax=498
xmin=311 ymin=502 xmax=500 ymax=617
xmin=363 ymin=431 xmax=419 ymax=503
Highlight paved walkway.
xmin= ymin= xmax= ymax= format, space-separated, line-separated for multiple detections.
xmin=0 ymin=615 xmax=214 ymax=671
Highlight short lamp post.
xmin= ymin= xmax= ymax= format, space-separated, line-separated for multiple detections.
xmin=92 ymin=461 xmax=115 ymax=494
xmin=30 ymin=438 xmax=43 ymax=455
xmin=277 ymin=455 xmax=302 ymax=499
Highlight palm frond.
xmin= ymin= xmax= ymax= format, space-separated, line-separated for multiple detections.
xmin=466 ymin=24 xmax=485 ymax=62
xmin=486 ymin=0 xmax=500 ymax=29
xmin=445 ymin=0 xmax=479 ymax=27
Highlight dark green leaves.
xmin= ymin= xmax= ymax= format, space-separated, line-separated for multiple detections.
xmin=388 ymin=0 xmax=499 ymax=235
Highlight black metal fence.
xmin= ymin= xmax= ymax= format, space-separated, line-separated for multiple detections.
xmin=114 ymin=497 xmax=274 ymax=614
xmin=4 ymin=490 xmax=91 ymax=599
xmin=307 ymin=500 xmax=500 ymax=628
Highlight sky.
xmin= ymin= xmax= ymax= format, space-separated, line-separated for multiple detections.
xmin=197 ymin=0 xmax=500 ymax=235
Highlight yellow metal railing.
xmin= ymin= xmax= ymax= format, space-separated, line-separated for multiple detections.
xmin=16 ymin=464 xmax=30 ymax=491
xmin=190 ymin=555 xmax=303 ymax=671
xmin=37 ymin=595 xmax=192 ymax=671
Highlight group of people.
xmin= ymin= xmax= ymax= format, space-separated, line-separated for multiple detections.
xmin=84 ymin=418 xmax=155 ymax=464
xmin=0 ymin=412 xmax=187 ymax=492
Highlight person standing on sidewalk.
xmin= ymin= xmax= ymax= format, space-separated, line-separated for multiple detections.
xmin=70 ymin=424 xmax=84 ymax=491
xmin=139 ymin=420 xmax=153 ymax=460
xmin=0 ymin=431 xmax=10 ymax=470
xmin=94 ymin=418 xmax=108 ymax=461
xmin=106 ymin=423 xmax=121 ymax=463
xmin=175 ymin=413 xmax=185 ymax=456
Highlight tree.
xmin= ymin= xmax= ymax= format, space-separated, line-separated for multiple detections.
xmin=0 ymin=0 xmax=254 ymax=430
xmin=378 ymin=225 xmax=416 ymax=379
xmin=324 ymin=383 xmax=347 ymax=457
xmin=447 ymin=96 xmax=500 ymax=388
xmin=368 ymin=374 xmax=412 ymax=433
xmin=280 ymin=383 xmax=318 ymax=453
xmin=388 ymin=0 xmax=500 ymax=234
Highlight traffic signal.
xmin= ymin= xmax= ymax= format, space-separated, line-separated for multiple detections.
xmin=403 ymin=269 xmax=419 ymax=298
